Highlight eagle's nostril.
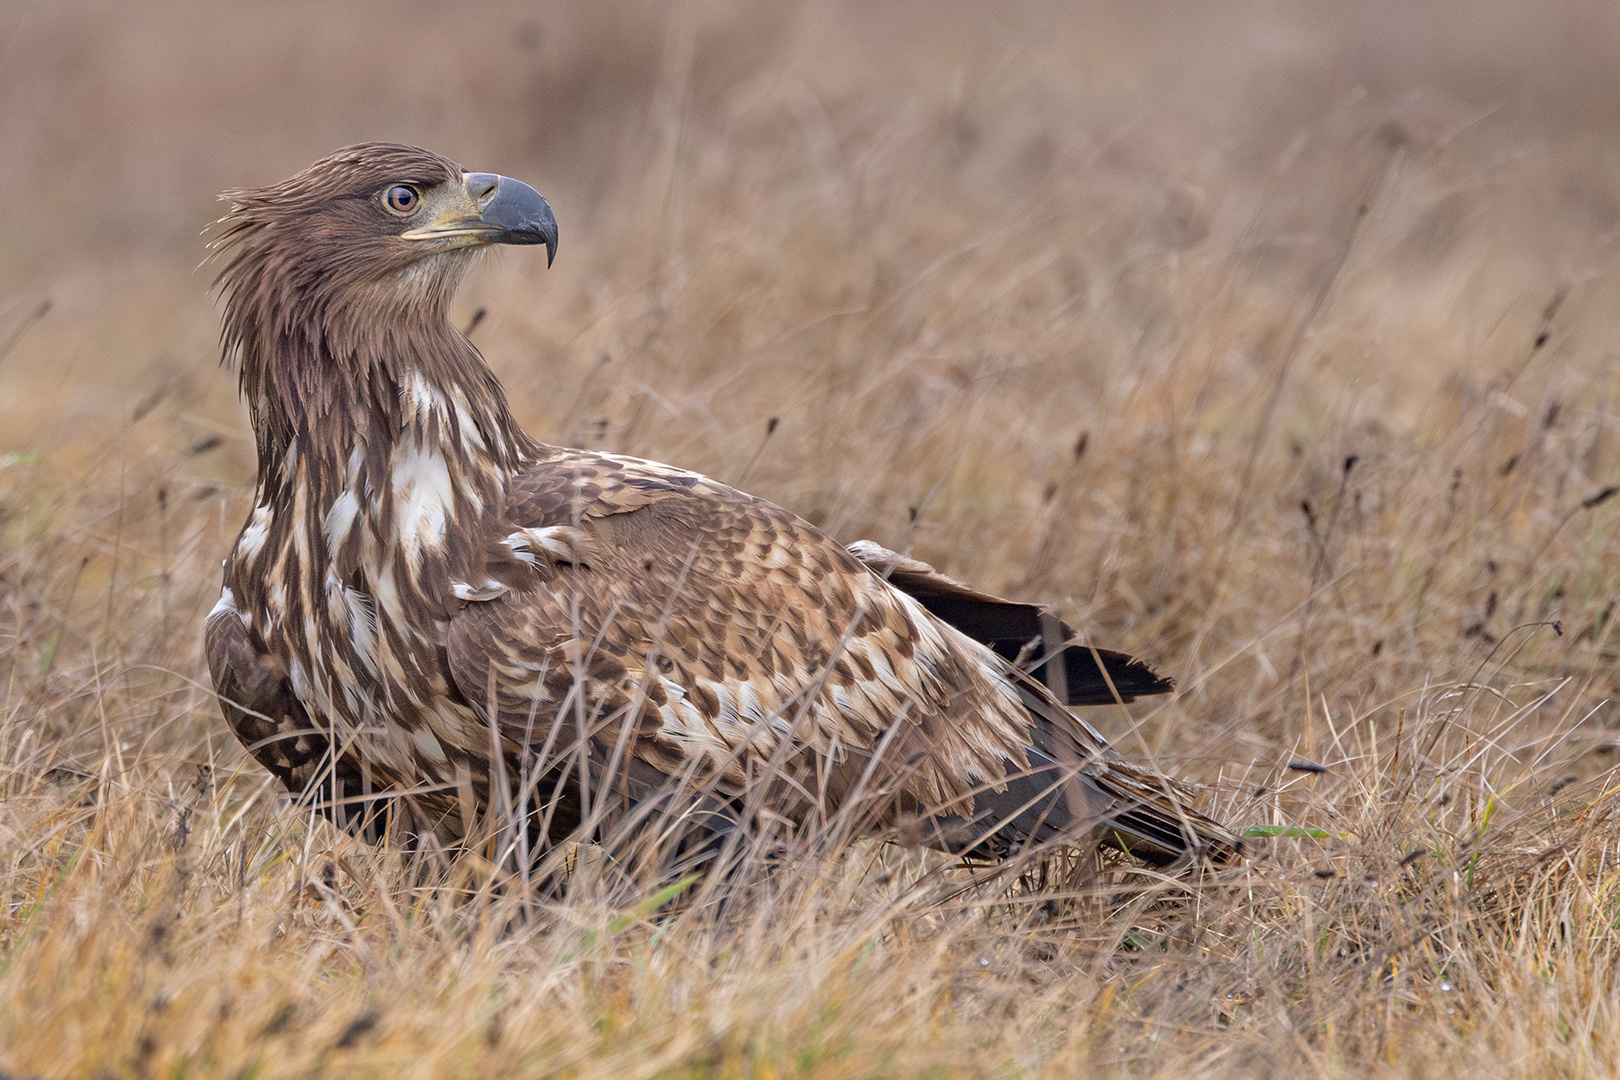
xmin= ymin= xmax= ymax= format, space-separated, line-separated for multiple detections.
xmin=466 ymin=172 xmax=501 ymax=207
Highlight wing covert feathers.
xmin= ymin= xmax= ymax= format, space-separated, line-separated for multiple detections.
xmin=449 ymin=451 xmax=1038 ymax=813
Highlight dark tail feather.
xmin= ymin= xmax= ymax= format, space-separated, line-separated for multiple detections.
xmin=921 ymin=746 xmax=1241 ymax=866
xmin=911 ymin=594 xmax=1173 ymax=705
xmin=849 ymin=541 xmax=1174 ymax=706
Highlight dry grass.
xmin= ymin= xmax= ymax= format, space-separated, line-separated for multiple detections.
xmin=6 ymin=1 xmax=1620 ymax=1075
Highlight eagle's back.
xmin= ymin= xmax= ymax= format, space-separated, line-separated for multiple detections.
xmin=447 ymin=449 xmax=1050 ymax=823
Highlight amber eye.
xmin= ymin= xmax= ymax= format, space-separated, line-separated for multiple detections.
xmin=383 ymin=185 xmax=419 ymax=215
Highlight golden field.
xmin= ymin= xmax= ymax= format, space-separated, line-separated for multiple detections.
xmin=5 ymin=1 xmax=1620 ymax=1075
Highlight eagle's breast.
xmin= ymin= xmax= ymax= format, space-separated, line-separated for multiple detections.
xmin=220 ymin=388 xmax=507 ymax=797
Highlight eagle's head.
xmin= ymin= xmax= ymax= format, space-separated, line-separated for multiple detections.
xmin=213 ymin=143 xmax=557 ymax=355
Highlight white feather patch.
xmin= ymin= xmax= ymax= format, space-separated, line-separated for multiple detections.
xmin=403 ymin=369 xmax=444 ymax=415
xmin=324 ymin=490 xmax=360 ymax=551
xmin=328 ymin=579 xmax=380 ymax=677
xmin=391 ymin=441 xmax=453 ymax=557
xmin=410 ymin=727 xmax=449 ymax=766
xmin=237 ymin=505 xmax=272 ymax=560
xmin=209 ymin=586 xmax=238 ymax=619
xmin=504 ymin=526 xmax=595 ymax=566
xmin=452 ymin=396 xmax=488 ymax=453
xmin=452 ymin=579 xmax=507 ymax=602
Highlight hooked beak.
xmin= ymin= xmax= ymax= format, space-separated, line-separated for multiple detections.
xmin=401 ymin=172 xmax=558 ymax=267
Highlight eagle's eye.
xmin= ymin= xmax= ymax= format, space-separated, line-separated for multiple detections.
xmin=383 ymin=185 xmax=420 ymax=216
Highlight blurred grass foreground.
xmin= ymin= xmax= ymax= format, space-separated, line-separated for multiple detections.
xmin=7 ymin=1 xmax=1620 ymax=1075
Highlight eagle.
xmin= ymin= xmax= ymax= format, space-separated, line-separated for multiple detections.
xmin=205 ymin=143 xmax=1238 ymax=877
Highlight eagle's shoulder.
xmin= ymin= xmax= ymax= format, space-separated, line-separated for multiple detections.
xmin=507 ymin=448 xmax=747 ymax=521
xmin=499 ymin=448 xmax=871 ymax=584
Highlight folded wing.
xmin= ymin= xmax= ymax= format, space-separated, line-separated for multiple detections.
xmin=442 ymin=450 xmax=1237 ymax=863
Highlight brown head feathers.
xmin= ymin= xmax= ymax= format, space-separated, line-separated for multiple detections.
xmin=210 ymin=144 xmax=534 ymax=482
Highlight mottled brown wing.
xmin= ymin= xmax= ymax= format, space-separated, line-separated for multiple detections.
xmin=845 ymin=541 xmax=1174 ymax=707
xmin=444 ymin=451 xmax=1044 ymax=830
xmin=205 ymin=592 xmax=376 ymax=829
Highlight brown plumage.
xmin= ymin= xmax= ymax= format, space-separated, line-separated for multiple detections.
xmin=205 ymin=143 xmax=1239 ymax=873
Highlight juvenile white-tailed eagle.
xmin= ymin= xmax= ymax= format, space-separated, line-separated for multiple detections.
xmin=205 ymin=143 xmax=1238 ymax=872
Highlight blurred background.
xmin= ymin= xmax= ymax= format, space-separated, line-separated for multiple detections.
xmin=9 ymin=1 xmax=1620 ymax=443
xmin=6 ymin=0 xmax=1620 ymax=782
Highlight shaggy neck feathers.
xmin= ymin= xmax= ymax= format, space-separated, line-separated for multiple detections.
xmin=215 ymin=217 xmax=548 ymax=619
xmin=217 ymin=227 xmax=541 ymax=505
